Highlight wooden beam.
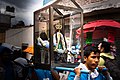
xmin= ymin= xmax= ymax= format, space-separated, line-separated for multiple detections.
xmin=71 ymin=0 xmax=83 ymax=12
xmin=53 ymin=5 xmax=81 ymax=12
xmin=53 ymin=8 xmax=63 ymax=15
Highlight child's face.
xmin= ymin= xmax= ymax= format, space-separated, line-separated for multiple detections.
xmin=98 ymin=43 xmax=104 ymax=52
xmin=85 ymin=52 xmax=100 ymax=71
xmin=98 ymin=43 xmax=102 ymax=51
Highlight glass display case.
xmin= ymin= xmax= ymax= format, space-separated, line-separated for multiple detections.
xmin=34 ymin=0 xmax=84 ymax=70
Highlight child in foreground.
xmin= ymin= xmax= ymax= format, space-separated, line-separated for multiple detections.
xmin=74 ymin=45 xmax=112 ymax=80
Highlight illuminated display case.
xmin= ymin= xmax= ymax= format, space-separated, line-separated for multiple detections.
xmin=34 ymin=0 xmax=84 ymax=70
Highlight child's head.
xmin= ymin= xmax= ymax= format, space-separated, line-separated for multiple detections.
xmin=84 ymin=45 xmax=100 ymax=58
xmin=84 ymin=45 xmax=100 ymax=71
xmin=98 ymin=41 xmax=110 ymax=53
xmin=0 ymin=46 xmax=13 ymax=62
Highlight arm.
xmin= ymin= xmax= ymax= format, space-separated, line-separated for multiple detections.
xmin=105 ymin=72 xmax=113 ymax=80
xmin=51 ymin=70 xmax=60 ymax=80
xmin=74 ymin=67 xmax=81 ymax=80
xmin=37 ymin=37 xmax=44 ymax=46
xmin=98 ymin=66 xmax=113 ymax=80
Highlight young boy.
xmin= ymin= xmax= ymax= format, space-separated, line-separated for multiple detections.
xmin=74 ymin=45 xmax=112 ymax=80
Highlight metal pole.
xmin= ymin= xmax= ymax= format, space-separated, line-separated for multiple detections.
xmin=80 ymin=12 xmax=84 ymax=63
xmin=49 ymin=6 xmax=54 ymax=65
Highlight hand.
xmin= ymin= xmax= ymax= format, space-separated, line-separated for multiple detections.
xmin=98 ymin=66 xmax=108 ymax=76
xmin=74 ymin=67 xmax=81 ymax=77
xmin=51 ymin=70 xmax=60 ymax=80
xmin=98 ymin=66 xmax=106 ymax=71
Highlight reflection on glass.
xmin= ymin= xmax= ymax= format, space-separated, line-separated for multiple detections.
xmin=65 ymin=13 xmax=81 ymax=64
xmin=34 ymin=12 xmax=50 ymax=64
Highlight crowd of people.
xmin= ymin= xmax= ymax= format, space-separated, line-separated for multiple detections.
xmin=0 ymin=41 xmax=120 ymax=80
xmin=0 ymin=45 xmax=29 ymax=80
xmin=0 ymin=44 xmax=60 ymax=80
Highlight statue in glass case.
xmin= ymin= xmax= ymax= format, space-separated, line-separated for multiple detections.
xmin=53 ymin=23 xmax=67 ymax=63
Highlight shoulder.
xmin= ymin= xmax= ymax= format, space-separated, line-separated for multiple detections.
xmin=100 ymin=53 xmax=114 ymax=59
xmin=97 ymin=73 xmax=106 ymax=80
xmin=99 ymin=57 xmax=105 ymax=66
xmin=14 ymin=57 xmax=28 ymax=67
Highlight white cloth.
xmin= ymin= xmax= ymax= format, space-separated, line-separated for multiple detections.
xmin=74 ymin=63 xmax=99 ymax=80
xmin=76 ymin=63 xmax=99 ymax=80
xmin=37 ymin=37 xmax=49 ymax=48
xmin=74 ymin=63 xmax=113 ymax=80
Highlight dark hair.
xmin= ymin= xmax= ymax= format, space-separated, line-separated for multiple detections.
xmin=84 ymin=45 xmax=100 ymax=58
xmin=101 ymin=41 xmax=110 ymax=53
xmin=40 ymin=32 xmax=48 ymax=40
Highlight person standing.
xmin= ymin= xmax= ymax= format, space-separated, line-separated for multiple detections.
xmin=98 ymin=41 xmax=115 ymax=66
xmin=0 ymin=46 xmax=16 ymax=80
xmin=74 ymin=45 xmax=112 ymax=80
xmin=98 ymin=41 xmax=120 ymax=80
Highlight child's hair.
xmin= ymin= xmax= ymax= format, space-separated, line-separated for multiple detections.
xmin=84 ymin=44 xmax=100 ymax=58
xmin=101 ymin=41 xmax=110 ymax=53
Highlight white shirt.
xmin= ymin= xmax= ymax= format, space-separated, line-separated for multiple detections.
xmin=74 ymin=63 xmax=113 ymax=80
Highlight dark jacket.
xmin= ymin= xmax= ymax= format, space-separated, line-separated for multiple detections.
xmin=0 ymin=61 xmax=17 ymax=80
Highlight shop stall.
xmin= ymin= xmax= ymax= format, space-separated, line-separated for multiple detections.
xmin=76 ymin=19 xmax=120 ymax=44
